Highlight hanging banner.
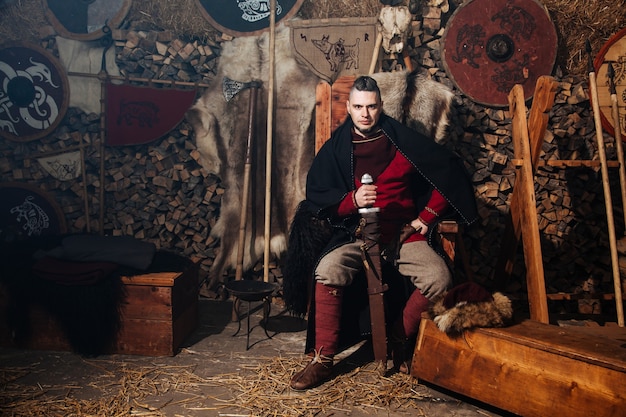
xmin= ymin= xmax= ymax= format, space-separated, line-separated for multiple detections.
xmin=288 ymin=18 xmax=378 ymax=84
xmin=37 ymin=151 xmax=82 ymax=181
xmin=56 ymin=36 xmax=121 ymax=115
xmin=105 ymin=83 xmax=197 ymax=146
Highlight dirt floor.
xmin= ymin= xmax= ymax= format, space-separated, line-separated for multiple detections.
xmin=0 ymin=297 xmax=514 ymax=416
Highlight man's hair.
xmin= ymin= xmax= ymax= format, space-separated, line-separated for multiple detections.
xmin=350 ymin=75 xmax=381 ymax=100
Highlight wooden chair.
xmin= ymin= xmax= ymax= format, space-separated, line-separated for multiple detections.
xmin=313 ymin=75 xmax=467 ymax=366
xmin=314 ymin=75 xmax=465 ymax=273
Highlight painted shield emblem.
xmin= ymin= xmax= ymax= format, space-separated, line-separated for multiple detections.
xmin=441 ymin=0 xmax=558 ymax=107
xmin=195 ymin=0 xmax=305 ymax=37
xmin=0 ymin=42 xmax=70 ymax=142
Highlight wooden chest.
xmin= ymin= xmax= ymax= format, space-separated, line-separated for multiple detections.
xmin=412 ymin=318 xmax=626 ymax=416
xmin=0 ymin=259 xmax=199 ymax=356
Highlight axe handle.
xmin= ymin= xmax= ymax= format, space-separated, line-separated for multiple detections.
xmin=369 ymin=32 xmax=383 ymax=75
xmin=263 ymin=0 xmax=277 ymax=283
xmin=235 ymin=86 xmax=259 ymax=282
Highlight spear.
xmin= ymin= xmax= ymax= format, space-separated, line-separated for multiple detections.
xmin=586 ymin=40 xmax=624 ymax=326
xmin=608 ymin=62 xmax=626 ymax=232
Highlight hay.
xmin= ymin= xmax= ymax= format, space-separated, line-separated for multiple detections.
xmin=542 ymin=0 xmax=626 ymax=77
xmin=0 ymin=355 xmax=442 ymax=416
xmin=297 ymin=0 xmax=382 ymax=19
xmin=126 ymin=0 xmax=219 ymax=42
xmin=201 ymin=356 xmax=438 ymax=416
xmin=0 ymin=0 xmax=46 ymax=45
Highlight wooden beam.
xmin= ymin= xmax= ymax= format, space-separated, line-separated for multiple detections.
xmin=508 ymin=83 xmax=549 ymax=323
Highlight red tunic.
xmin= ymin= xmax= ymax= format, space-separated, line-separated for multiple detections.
xmin=336 ymin=130 xmax=448 ymax=244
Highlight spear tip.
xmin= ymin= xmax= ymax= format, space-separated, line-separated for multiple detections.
xmin=608 ymin=62 xmax=616 ymax=94
xmin=585 ymin=40 xmax=594 ymax=73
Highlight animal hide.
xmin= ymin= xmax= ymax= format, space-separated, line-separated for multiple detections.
xmin=186 ymin=24 xmax=319 ymax=288
xmin=188 ymin=25 xmax=454 ymax=289
xmin=428 ymin=282 xmax=513 ymax=336
xmin=371 ymin=70 xmax=454 ymax=143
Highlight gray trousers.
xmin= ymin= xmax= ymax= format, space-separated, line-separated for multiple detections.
xmin=315 ymin=240 xmax=452 ymax=299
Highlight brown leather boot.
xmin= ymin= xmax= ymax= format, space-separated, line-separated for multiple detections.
xmin=390 ymin=338 xmax=412 ymax=374
xmin=290 ymin=349 xmax=334 ymax=390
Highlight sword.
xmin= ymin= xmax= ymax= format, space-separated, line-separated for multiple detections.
xmin=358 ymin=173 xmax=389 ymax=372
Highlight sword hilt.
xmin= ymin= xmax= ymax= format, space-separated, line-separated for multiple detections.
xmin=358 ymin=173 xmax=380 ymax=214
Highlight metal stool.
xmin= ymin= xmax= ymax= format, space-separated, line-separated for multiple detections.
xmin=225 ymin=280 xmax=277 ymax=350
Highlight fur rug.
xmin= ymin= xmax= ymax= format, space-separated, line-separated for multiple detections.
xmin=429 ymin=282 xmax=513 ymax=336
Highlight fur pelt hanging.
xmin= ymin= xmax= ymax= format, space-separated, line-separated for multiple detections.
xmin=428 ymin=282 xmax=513 ymax=336
xmin=186 ymin=24 xmax=319 ymax=289
xmin=370 ymin=70 xmax=454 ymax=143
xmin=188 ymin=22 xmax=456 ymax=289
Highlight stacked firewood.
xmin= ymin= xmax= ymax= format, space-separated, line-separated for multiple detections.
xmin=0 ymin=2 xmax=622 ymax=302
xmin=401 ymin=2 xmax=623 ymax=301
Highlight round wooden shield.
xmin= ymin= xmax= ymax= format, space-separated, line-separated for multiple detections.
xmin=0 ymin=182 xmax=67 ymax=243
xmin=0 ymin=42 xmax=70 ymax=142
xmin=42 ymin=0 xmax=132 ymax=41
xmin=594 ymin=27 xmax=626 ymax=140
xmin=441 ymin=0 xmax=558 ymax=107
xmin=195 ymin=0 xmax=305 ymax=37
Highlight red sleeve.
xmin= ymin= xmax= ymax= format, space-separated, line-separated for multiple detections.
xmin=418 ymin=189 xmax=448 ymax=225
xmin=337 ymin=190 xmax=358 ymax=217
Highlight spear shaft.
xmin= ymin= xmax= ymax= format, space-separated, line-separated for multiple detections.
xmin=607 ymin=62 xmax=626 ymax=232
xmin=587 ymin=41 xmax=624 ymax=326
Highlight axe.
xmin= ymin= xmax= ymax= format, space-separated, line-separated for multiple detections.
xmin=222 ymin=76 xmax=263 ymax=283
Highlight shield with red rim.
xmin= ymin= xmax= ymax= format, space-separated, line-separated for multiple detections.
xmin=441 ymin=0 xmax=558 ymax=107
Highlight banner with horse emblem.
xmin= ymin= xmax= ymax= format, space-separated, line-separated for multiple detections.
xmin=105 ymin=83 xmax=197 ymax=146
xmin=288 ymin=18 xmax=378 ymax=84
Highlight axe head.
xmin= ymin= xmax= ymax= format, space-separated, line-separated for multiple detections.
xmin=223 ymin=77 xmax=262 ymax=102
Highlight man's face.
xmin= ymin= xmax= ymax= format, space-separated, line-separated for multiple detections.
xmin=346 ymin=90 xmax=383 ymax=135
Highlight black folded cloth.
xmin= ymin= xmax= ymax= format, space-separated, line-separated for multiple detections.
xmin=32 ymin=256 xmax=119 ymax=286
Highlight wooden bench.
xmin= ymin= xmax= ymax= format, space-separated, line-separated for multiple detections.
xmin=412 ymin=318 xmax=626 ymax=416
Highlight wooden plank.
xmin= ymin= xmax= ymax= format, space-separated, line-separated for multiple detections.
xmin=509 ymin=84 xmax=549 ymax=323
xmin=315 ymin=81 xmax=331 ymax=154
xmin=547 ymin=292 xmax=616 ymax=301
xmin=527 ymin=76 xmax=559 ymax=169
xmin=122 ymin=285 xmax=174 ymax=320
xmin=511 ymin=159 xmax=621 ymax=168
xmin=114 ymin=318 xmax=175 ymax=356
xmin=330 ymin=76 xmax=354 ymax=133
xmin=493 ymin=77 xmax=558 ymax=289
xmin=121 ymin=271 xmax=180 ymax=286
xmin=412 ymin=319 xmax=626 ymax=417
